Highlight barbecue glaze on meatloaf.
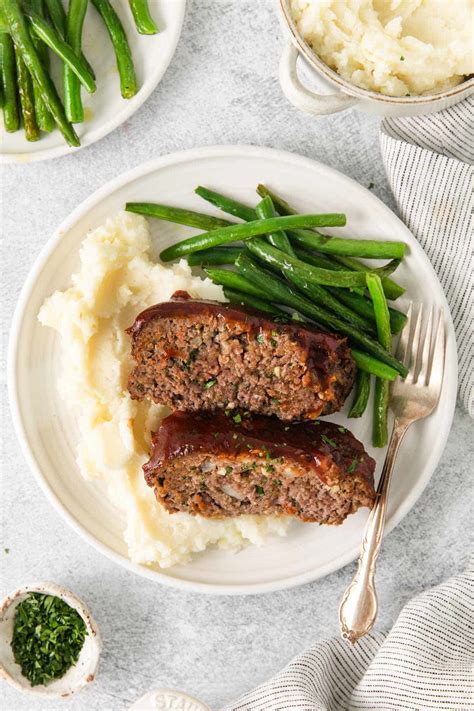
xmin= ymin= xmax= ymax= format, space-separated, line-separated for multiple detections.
xmin=127 ymin=292 xmax=356 ymax=421
xmin=144 ymin=411 xmax=376 ymax=524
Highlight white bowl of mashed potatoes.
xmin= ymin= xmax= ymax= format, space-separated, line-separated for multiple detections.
xmin=280 ymin=0 xmax=474 ymax=116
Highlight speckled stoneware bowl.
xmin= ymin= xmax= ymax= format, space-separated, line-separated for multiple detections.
xmin=130 ymin=689 xmax=211 ymax=710
xmin=0 ymin=582 xmax=101 ymax=698
xmin=279 ymin=0 xmax=474 ymax=116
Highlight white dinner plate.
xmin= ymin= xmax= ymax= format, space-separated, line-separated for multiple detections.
xmin=0 ymin=0 xmax=186 ymax=163
xmin=8 ymin=146 xmax=457 ymax=594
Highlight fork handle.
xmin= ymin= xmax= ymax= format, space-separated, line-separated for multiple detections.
xmin=339 ymin=418 xmax=409 ymax=643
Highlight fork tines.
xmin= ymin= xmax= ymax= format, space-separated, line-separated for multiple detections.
xmin=396 ymin=303 xmax=445 ymax=386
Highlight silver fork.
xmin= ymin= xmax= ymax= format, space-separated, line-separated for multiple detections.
xmin=338 ymin=303 xmax=445 ymax=644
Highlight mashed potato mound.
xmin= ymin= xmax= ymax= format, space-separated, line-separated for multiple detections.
xmin=290 ymin=0 xmax=473 ymax=96
xmin=39 ymin=212 xmax=289 ymax=568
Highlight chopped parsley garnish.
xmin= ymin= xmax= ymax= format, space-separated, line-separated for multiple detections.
xmin=347 ymin=458 xmax=359 ymax=474
xmin=271 ymin=330 xmax=278 ymax=337
xmin=265 ymin=464 xmax=275 ymax=473
xmin=255 ymin=485 xmax=265 ymax=496
xmin=225 ymin=466 xmax=233 ymax=475
xmin=204 ymin=379 xmax=217 ymax=389
xmin=233 ymin=413 xmax=242 ymax=424
xmin=180 ymin=348 xmax=198 ymax=372
xmin=4 ymin=548 xmax=9 ymax=554
xmin=368 ymin=182 xmax=375 ymax=190
xmin=11 ymin=593 xmax=87 ymax=687
xmin=273 ymin=479 xmax=282 ymax=487
xmin=256 ymin=333 xmax=265 ymax=344
xmin=338 ymin=426 xmax=346 ymax=433
xmin=271 ymin=398 xmax=280 ymax=406
xmin=321 ymin=434 xmax=338 ymax=448
xmin=400 ymin=55 xmax=405 ymax=60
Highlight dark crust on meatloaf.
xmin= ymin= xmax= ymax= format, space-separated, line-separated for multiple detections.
xmin=144 ymin=411 xmax=376 ymax=524
xmin=126 ymin=291 xmax=356 ymax=420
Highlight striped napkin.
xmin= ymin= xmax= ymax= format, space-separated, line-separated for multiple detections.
xmin=380 ymin=97 xmax=473 ymax=416
xmin=224 ymin=560 xmax=474 ymax=710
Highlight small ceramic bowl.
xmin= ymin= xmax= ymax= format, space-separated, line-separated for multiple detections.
xmin=279 ymin=0 xmax=474 ymax=117
xmin=130 ymin=689 xmax=211 ymax=710
xmin=0 ymin=582 xmax=101 ymax=698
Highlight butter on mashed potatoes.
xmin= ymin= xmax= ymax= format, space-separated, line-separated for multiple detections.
xmin=38 ymin=212 xmax=289 ymax=568
xmin=290 ymin=0 xmax=473 ymax=96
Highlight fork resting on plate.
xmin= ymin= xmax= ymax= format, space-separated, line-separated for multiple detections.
xmin=339 ymin=303 xmax=445 ymax=644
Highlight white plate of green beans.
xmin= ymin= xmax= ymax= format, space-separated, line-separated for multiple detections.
xmin=0 ymin=0 xmax=185 ymax=162
xmin=9 ymin=145 xmax=457 ymax=593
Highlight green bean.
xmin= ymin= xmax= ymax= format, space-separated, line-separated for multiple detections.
xmin=289 ymin=228 xmax=406 ymax=259
xmin=334 ymin=255 xmax=405 ymax=300
xmin=195 ymin=186 xmax=258 ymax=222
xmin=256 ymin=184 xmax=293 ymax=215
xmin=246 ymin=237 xmax=400 ymax=289
xmin=327 ymin=286 xmax=407 ymax=334
xmin=129 ymin=0 xmax=159 ymax=34
xmin=366 ymin=273 xmax=392 ymax=447
xmin=0 ymin=81 xmax=3 ymax=109
xmin=204 ymin=267 xmax=269 ymax=299
xmin=44 ymin=0 xmax=67 ymax=35
xmin=294 ymin=247 xmax=365 ymax=295
xmin=351 ymin=351 xmax=397 ymax=381
xmin=27 ymin=11 xmax=96 ymax=93
xmin=15 ymin=46 xmax=39 ymax=140
xmin=348 ymin=371 xmax=371 ymax=417
xmin=64 ymin=0 xmax=88 ymax=122
xmin=283 ymin=269 xmax=375 ymax=333
xmin=125 ymin=201 xmax=232 ymax=230
xmin=28 ymin=0 xmax=54 ymax=132
xmin=0 ymin=6 xmax=7 ymax=32
xmin=3 ymin=0 xmax=79 ymax=145
xmin=92 ymin=0 xmax=137 ymax=98
xmin=235 ymin=253 xmax=408 ymax=377
xmin=0 ymin=33 xmax=19 ymax=132
xmin=255 ymin=196 xmax=295 ymax=256
xmin=372 ymin=378 xmax=389 ymax=447
xmin=187 ymin=247 xmax=243 ymax=266
xmin=223 ymin=288 xmax=289 ymax=317
xmin=43 ymin=0 xmax=96 ymax=78
xmin=366 ymin=274 xmax=391 ymax=351
xmin=160 ymin=213 xmax=347 ymax=262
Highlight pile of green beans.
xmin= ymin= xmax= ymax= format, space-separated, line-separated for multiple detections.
xmin=125 ymin=184 xmax=409 ymax=446
xmin=1 ymin=0 xmax=158 ymax=145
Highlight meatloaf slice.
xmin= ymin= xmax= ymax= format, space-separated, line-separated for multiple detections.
xmin=127 ymin=291 xmax=356 ymax=421
xmin=144 ymin=411 xmax=376 ymax=524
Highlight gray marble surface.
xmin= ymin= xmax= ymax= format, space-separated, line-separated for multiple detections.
xmin=1 ymin=1 xmax=472 ymax=709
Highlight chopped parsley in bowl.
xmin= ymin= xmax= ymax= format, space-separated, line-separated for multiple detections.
xmin=11 ymin=592 xmax=88 ymax=687
xmin=0 ymin=582 xmax=101 ymax=697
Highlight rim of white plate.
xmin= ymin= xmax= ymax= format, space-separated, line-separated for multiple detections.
xmin=0 ymin=1 xmax=186 ymax=164
xmin=7 ymin=145 xmax=458 ymax=594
